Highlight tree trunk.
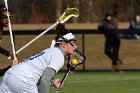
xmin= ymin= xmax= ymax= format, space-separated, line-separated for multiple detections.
xmin=56 ymin=0 xmax=62 ymax=19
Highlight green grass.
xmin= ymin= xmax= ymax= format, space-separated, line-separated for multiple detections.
xmin=49 ymin=72 xmax=140 ymax=93
xmin=1 ymin=72 xmax=140 ymax=93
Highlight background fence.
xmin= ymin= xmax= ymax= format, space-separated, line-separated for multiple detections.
xmin=1 ymin=23 xmax=140 ymax=71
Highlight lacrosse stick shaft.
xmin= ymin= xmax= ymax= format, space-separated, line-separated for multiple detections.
xmin=16 ymin=21 xmax=59 ymax=54
xmin=4 ymin=0 xmax=16 ymax=59
xmin=8 ymin=18 xmax=16 ymax=59
xmin=16 ymin=6 xmax=79 ymax=54
xmin=55 ymin=70 xmax=70 ymax=93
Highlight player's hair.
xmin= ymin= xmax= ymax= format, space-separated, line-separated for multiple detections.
xmin=56 ymin=23 xmax=70 ymax=36
xmin=55 ymin=23 xmax=71 ymax=47
xmin=105 ymin=12 xmax=113 ymax=17
xmin=0 ymin=4 xmax=12 ymax=17
xmin=0 ymin=4 xmax=7 ymax=15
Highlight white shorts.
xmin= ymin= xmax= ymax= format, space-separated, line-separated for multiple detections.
xmin=0 ymin=73 xmax=38 ymax=93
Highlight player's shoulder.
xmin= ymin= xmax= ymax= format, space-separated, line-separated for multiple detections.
xmin=49 ymin=47 xmax=59 ymax=51
xmin=50 ymin=47 xmax=64 ymax=55
xmin=44 ymin=47 xmax=61 ymax=54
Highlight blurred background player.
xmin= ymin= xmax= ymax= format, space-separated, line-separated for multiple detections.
xmin=0 ymin=23 xmax=78 ymax=93
xmin=98 ymin=12 xmax=123 ymax=72
xmin=0 ymin=4 xmax=12 ymax=58
xmin=0 ymin=4 xmax=18 ymax=76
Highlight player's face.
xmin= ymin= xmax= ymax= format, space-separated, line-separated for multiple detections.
xmin=64 ymin=39 xmax=78 ymax=55
xmin=0 ymin=11 xmax=12 ymax=27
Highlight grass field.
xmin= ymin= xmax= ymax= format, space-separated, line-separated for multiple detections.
xmin=0 ymin=72 xmax=140 ymax=93
xmin=49 ymin=72 xmax=140 ymax=93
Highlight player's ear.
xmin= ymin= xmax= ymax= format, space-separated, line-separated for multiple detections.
xmin=61 ymin=41 xmax=67 ymax=48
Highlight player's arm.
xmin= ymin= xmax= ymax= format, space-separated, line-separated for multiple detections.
xmin=0 ymin=46 xmax=10 ymax=57
xmin=98 ymin=20 xmax=108 ymax=33
xmin=38 ymin=67 xmax=57 ymax=93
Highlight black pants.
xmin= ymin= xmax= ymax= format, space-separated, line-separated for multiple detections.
xmin=105 ymin=38 xmax=120 ymax=65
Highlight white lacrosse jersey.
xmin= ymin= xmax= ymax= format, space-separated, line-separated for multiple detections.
xmin=6 ymin=47 xmax=64 ymax=85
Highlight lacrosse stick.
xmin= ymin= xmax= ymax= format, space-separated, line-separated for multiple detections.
xmin=4 ymin=0 xmax=16 ymax=59
xmin=55 ymin=49 xmax=86 ymax=93
xmin=16 ymin=6 xmax=79 ymax=54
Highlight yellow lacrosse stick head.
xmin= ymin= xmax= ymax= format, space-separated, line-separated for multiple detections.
xmin=58 ymin=5 xmax=79 ymax=23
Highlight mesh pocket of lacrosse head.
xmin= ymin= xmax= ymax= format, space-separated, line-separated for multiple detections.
xmin=67 ymin=49 xmax=86 ymax=70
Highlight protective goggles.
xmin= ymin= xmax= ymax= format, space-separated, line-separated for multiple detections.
xmin=68 ymin=39 xmax=78 ymax=46
xmin=1 ymin=14 xmax=13 ymax=20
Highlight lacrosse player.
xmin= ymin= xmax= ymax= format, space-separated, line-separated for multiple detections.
xmin=0 ymin=4 xmax=12 ymax=58
xmin=0 ymin=4 xmax=18 ymax=76
xmin=0 ymin=23 xmax=78 ymax=93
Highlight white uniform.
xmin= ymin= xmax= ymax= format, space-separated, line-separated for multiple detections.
xmin=0 ymin=47 xmax=64 ymax=93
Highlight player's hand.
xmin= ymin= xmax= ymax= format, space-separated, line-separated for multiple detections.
xmin=54 ymin=78 xmax=63 ymax=88
xmin=11 ymin=58 xmax=18 ymax=66
xmin=8 ymin=53 xmax=18 ymax=60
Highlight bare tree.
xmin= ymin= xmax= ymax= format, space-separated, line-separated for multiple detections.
xmin=56 ymin=0 xmax=62 ymax=19
xmin=3 ymin=0 xmax=140 ymax=23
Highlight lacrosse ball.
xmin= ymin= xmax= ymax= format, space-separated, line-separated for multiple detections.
xmin=71 ymin=59 xmax=78 ymax=66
